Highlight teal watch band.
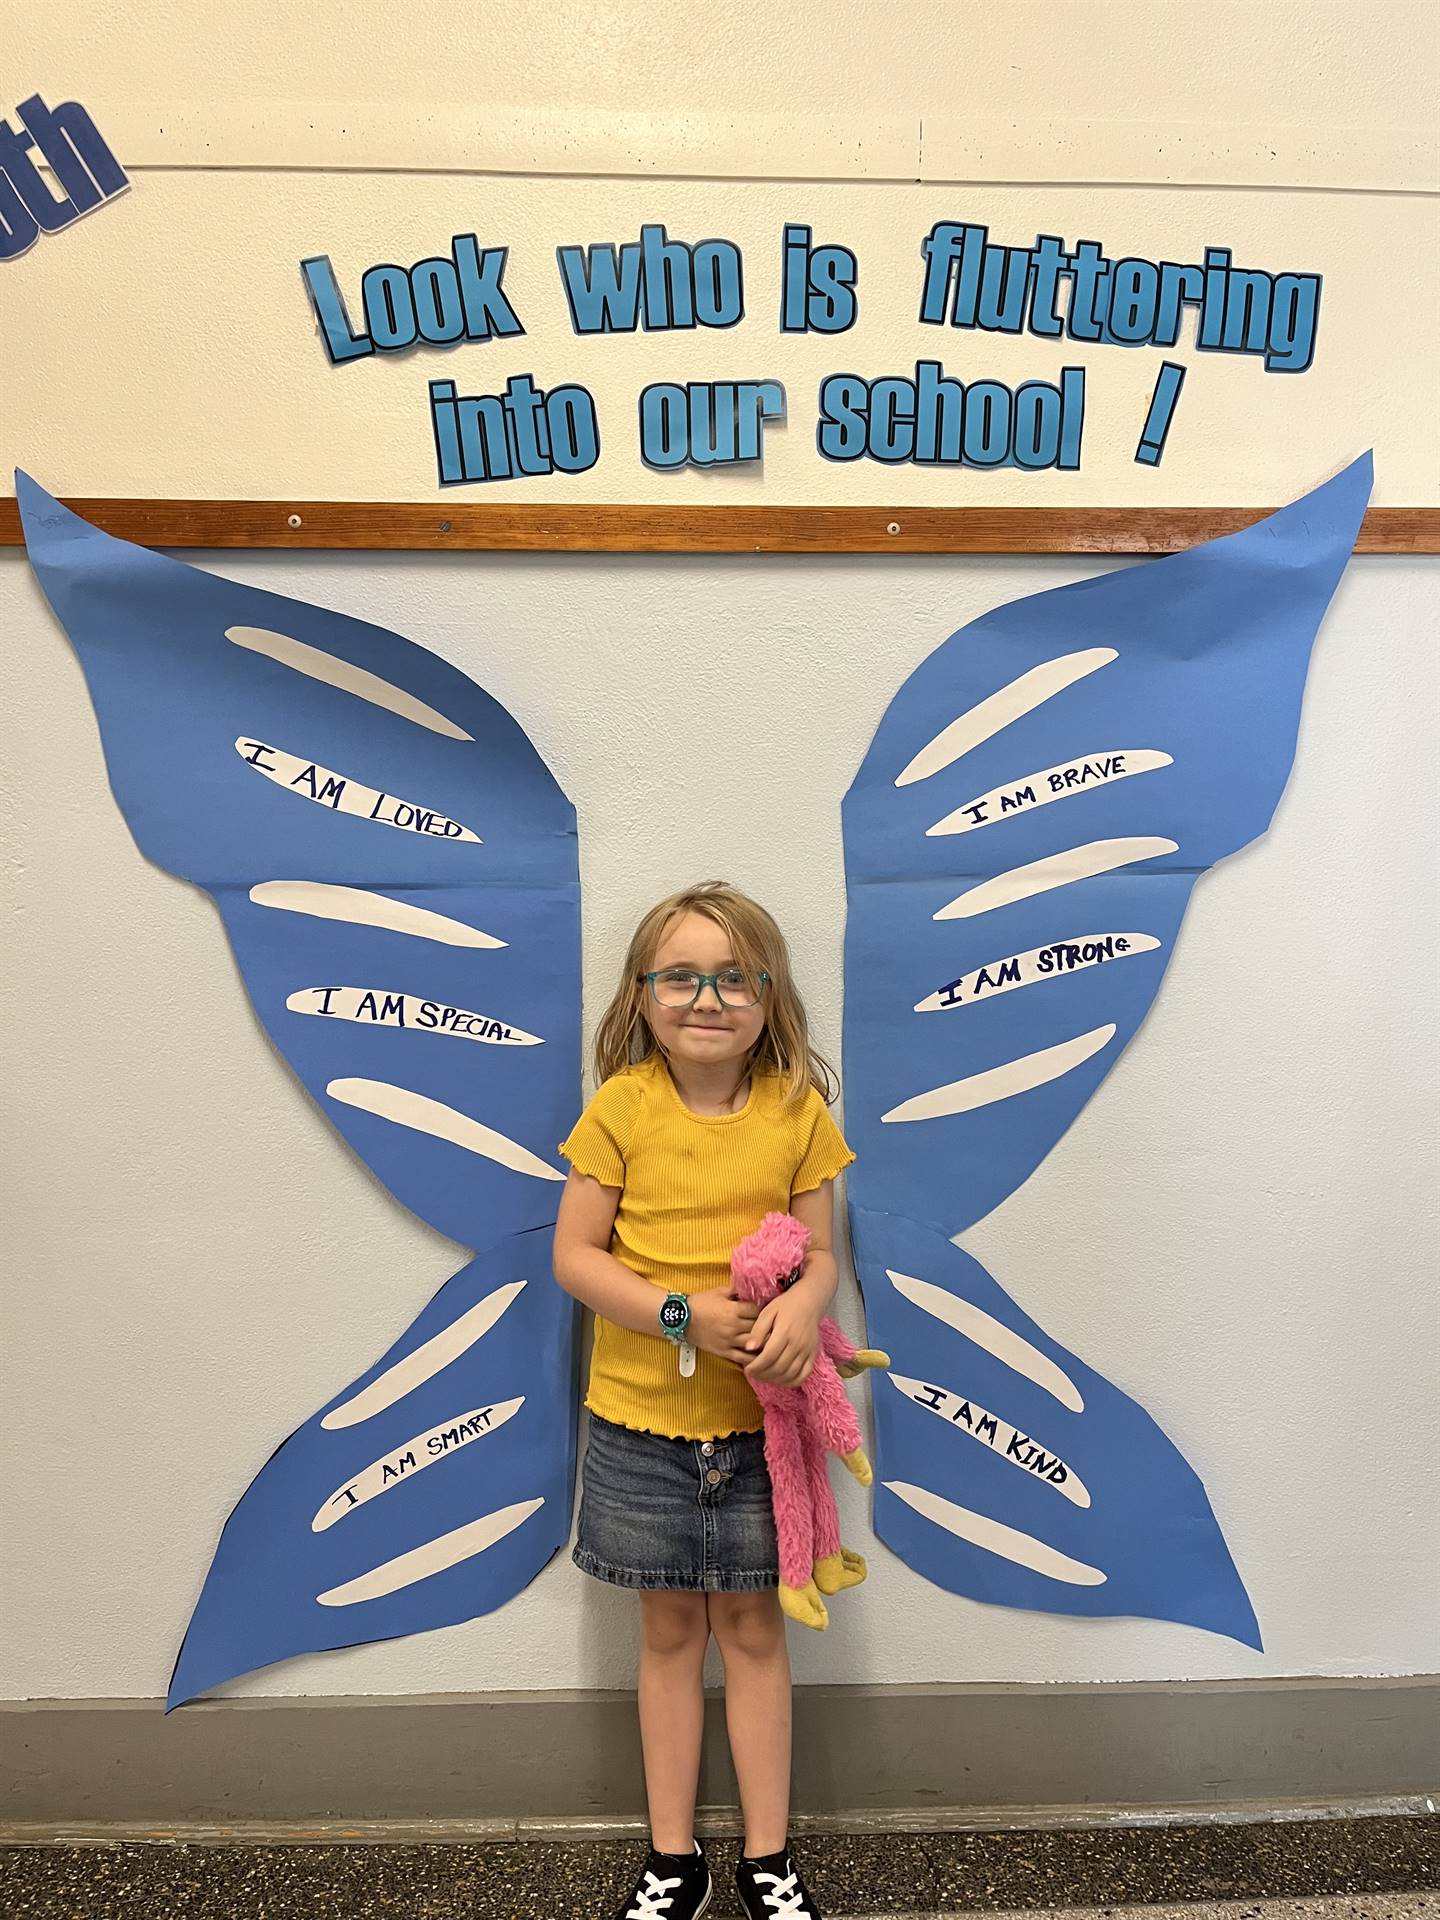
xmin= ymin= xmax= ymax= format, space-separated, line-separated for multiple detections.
xmin=658 ymin=1291 xmax=691 ymax=1341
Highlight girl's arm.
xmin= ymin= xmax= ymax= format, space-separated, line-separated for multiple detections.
xmin=552 ymin=1169 xmax=759 ymax=1363
xmin=741 ymin=1178 xmax=839 ymax=1385
xmin=783 ymin=1180 xmax=840 ymax=1319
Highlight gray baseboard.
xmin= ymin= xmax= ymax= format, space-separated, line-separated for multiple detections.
xmin=3 ymin=1678 xmax=1437 ymax=1829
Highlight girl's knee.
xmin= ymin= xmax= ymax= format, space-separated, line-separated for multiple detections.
xmin=707 ymin=1589 xmax=785 ymax=1660
xmin=639 ymin=1589 xmax=711 ymax=1657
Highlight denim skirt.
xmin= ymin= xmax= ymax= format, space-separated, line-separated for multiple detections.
xmin=573 ymin=1411 xmax=779 ymax=1591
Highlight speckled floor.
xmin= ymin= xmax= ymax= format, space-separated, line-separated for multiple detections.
xmin=1 ymin=1815 xmax=1435 ymax=1918
xmin=924 ymin=1904 xmax=1438 ymax=1920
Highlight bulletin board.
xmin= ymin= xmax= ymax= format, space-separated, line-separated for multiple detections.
xmin=5 ymin=94 xmax=1438 ymax=549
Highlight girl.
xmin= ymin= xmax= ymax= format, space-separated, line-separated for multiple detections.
xmin=553 ymin=881 xmax=857 ymax=1920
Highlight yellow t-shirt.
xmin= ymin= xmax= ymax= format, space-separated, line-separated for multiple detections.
xmin=558 ymin=1054 xmax=856 ymax=1440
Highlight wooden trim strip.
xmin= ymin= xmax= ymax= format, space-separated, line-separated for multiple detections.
xmin=1 ymin=500 xmax=1434 ymax=555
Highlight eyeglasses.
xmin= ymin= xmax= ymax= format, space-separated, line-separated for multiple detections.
xmin=644 ymin=967 xmax=770 ymax=1009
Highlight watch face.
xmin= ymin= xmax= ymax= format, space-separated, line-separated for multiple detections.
xmin=659 ymin=1296 xmax=688 ymax=1331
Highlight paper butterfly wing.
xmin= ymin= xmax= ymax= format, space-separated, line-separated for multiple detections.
xmin=17 ymin=473 xmax=582 ymax=1703
xmin=854 ymin=1208 xmax=1261 ymax=1648
xmin=167 ymin=1227 xmax=578 ymax=1710
xmin=211 ymin=879 xmax=577 ymax=1249
xmin=18 ymin=471 xmax=576 ymax=1248
xmin=844 ymin=454 xmax=1374 ymax=1239
xmin=842 ymin=455 xmax=1372 ymax=1645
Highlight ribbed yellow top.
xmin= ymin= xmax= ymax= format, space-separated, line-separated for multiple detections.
xmin=558 ymin=1055 xmax=855 ymax=1440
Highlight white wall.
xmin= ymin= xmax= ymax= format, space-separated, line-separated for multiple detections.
xmin=3 ymin=0 xmax=1437 ymax=1701
xmin=3 ymin=546 xmax=1437 ymax=1698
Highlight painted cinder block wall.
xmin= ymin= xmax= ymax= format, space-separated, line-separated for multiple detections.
xmin=2 ymin=1 xmax=1436 ymax=1712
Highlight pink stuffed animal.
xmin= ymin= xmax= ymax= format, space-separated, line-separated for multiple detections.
xmin=730 ymin=1212 xmax=890 ymax=1629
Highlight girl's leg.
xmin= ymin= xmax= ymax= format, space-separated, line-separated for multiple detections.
xmin=708 ymin=1589 xmax=792 ymax=1857
xmin=637 ymin=1589 xmax=712 ymax=1853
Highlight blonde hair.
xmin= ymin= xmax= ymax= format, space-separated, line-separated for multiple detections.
xmin=593 ymin=880 xmax=838 ymax=1109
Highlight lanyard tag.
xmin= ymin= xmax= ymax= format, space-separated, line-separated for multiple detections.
xmin=678 ymin=1340 xmax=696 ymax=1378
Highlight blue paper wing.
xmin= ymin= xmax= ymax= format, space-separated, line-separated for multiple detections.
xmin=842 ymin=456 xmax=1372 ymax=1644
xmin=167 ymin=1229 xmax=577 ymax=1709
xmin=853 ymin=1208 xmax=1260 ymax=1647
xmin=17 ymin=474 xmax=582 ymax=1703
xmin=18 ymin=471 xmax=576 ymax=1248
xmin=844 ymin=454 xmax=1373 ymax=1240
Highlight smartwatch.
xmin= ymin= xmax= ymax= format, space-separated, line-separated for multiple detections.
xmin=658 ymin=1292 xmax=697 ymax=1377
xmin=658 ymin=1293 xmax=691 ymax=1341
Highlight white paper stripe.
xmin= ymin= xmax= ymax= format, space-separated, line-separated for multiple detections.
xmin=885 ymin=1480 xmax=1106 ymax=1586
xmin=322 ymin=1282 xmax=527 ymax=1429
xmin=326 ymin=1079 xmax=567 ymax=1182
xmin=315 ymin=1498 xmax=545 ymax=1606
xmin=250 ymin=880 xmax=506 ymax=948
xmin=933 ymin=838 xmax=1180 ymax=921
xmin=881 ymin=1024 xmax=1115 ymax=1123
xmin=235 ymin=738 xmax=481 ymax=842
xmin=287 ymin=986 xmax=542 ymax=1047
xmin=895 ymin=647 xmax=1117 ymax=787
xmin=313 ymin=1398 xmax=526 ymax=1529
xmin=915 ymin=933 xmax=1159 ymax=1011
xmin=927 ymin=750 xmax=1171 ymax=838
xmin=886 ymin=1270 xmax=1084 ymax=1413
xmin=888 ymin=1372 xmax=1089 ymax=1507
xmin=227 ymin=626 xmax=474 ymax=740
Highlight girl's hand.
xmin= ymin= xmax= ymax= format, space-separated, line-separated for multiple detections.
xmin=686 ymin=1289 xmax=761 ymax=1366
xmin=742 ymin=1292 xmax=821 ymax=1387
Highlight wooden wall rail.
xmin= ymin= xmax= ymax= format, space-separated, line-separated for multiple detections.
xmin=0 ymin=500 xmax=1434 ymax=554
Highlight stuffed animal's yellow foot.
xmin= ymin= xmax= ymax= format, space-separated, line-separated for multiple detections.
xmin=813 ymin=1547 xmax=867 ymax=1594
xmin=779 ymin=1580 xmax=829 ymax=1630
xmin=835 ymin=1348 xmax=891 ymax=1378
xmin=839 ymin=1446 xmax=874 ymax=1487
xmin=839 ymin=1543 xmax=868 ymax=1580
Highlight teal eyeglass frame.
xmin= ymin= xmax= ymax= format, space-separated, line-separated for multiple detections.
xmin=643 ymin=967 xmax=771 ymax=1008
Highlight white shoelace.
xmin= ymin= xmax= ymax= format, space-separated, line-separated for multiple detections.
xmin=751 ymin=1866 xmax=814 ymax=1918
xmin=626 ymin=1867 xmax=683 ymax=1917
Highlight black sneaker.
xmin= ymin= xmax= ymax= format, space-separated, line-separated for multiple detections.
xmin=735 ymin=1844 xmax=822 ymax=1918
xmin=612 ymin=1839 xmax=712 ymax=1918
